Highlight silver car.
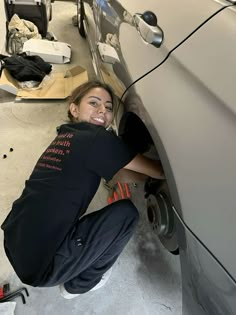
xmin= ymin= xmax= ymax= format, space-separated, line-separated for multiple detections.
xmin=78 ymin=1 xmax=236 ymax=314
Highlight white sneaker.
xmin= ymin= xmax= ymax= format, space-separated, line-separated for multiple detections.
xmin=59 ymin=283 xmax=80 ymax=299
xmin=59 ymin=268 xmax=112 ymax=299
xmin=90 ymin=267 xmax=112 ymax=292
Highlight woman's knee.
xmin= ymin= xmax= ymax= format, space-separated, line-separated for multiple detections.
xmin=111 ymin=199 xmax=139 ymax=224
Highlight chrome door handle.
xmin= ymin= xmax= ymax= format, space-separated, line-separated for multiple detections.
xmin=133 ymin=11 xmax=164 ymax=48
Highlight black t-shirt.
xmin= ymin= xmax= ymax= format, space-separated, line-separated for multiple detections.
xmin=1 ymin=122 xmax=136 ymax=286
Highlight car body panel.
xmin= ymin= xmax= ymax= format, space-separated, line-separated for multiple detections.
xmin=80 ymin=0 xmax=236 ymax=313
xmin=114 ymin=0 xmax=226 ymax=79
xmin=89 ymin=0 xmax=229 ymax=81
xmin=119 ymin=4 xmax=236 ymax=281
xmin=177 ymin=217 xmax=236 ymax=315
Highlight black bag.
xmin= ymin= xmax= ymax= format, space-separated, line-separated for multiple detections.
xmin=2 ymin=53 xmax=52 ymax=82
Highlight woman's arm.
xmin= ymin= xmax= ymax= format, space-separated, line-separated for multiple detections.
xmin=124 ymin=154 xmax=165 ymax=179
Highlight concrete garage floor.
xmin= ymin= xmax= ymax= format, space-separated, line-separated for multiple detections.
xmin=0 ymin=1 xmax=182 ymax=314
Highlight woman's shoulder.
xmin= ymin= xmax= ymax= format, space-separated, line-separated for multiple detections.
xmin=58 ymin=122 xmax=100 ymax=132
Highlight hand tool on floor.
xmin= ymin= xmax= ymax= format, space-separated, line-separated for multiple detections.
xmin=104 ymin=180 xmax=131 ymax=204
xmin=0 ymin=283 xmax=29 ymax=304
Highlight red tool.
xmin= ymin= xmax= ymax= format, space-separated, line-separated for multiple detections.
xmin=0 ymin=287 xmax=4 ymax=299
xmin=106 ymin=181 xmax=131 ymax=204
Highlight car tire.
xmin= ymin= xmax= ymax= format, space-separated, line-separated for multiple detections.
xmin=49 ymin=4 xmax=52 ymax=21
xmin=78 ymin=1 xmax=86 ymax=38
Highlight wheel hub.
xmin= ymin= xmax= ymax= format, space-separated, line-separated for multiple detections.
xmin=147 ymin=191 xmax=178 ymax=253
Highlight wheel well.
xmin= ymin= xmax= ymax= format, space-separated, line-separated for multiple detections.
xmin=118 ymin=112 xmax=154 ymax=154
xmin=118 ymin=110 xmax=182 ymax=221
xmin=119 ymin=111 xmax=180 ymax=254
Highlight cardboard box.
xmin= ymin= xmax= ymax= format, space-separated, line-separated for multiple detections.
xmin=0 ymin=69 xmax=19 ymax=95
xmin=100 ymin=64 xmax=125 ymax=98
xmin=0 ymin=66 xmax=88 ymax=100
xmin=23 ymin=39 xmax=71 ymax=64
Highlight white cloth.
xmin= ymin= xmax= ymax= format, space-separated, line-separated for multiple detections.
xmin=0 ymin=302 xmax=16 ymax=315
xmin=7 ymin=14 xmax=42 ymax=54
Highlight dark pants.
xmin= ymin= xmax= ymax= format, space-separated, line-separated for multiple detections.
xmin=42 ymin=199 xmax=139 ymax=294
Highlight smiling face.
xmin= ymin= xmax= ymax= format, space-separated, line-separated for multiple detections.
xmin=69 ymin=87 xmax=114 ymax=128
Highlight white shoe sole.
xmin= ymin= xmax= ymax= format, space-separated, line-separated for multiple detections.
xmin=59 ymin=267 xmax=112 ymax=299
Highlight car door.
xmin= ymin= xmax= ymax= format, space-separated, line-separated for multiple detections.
xmin=97 ymin=0 xmax=225 ymax=84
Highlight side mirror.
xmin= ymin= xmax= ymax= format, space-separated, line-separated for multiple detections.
xmin=133 ymin=11 xmax=164 ymax=48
